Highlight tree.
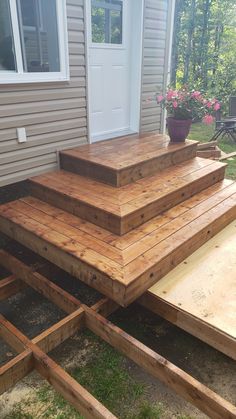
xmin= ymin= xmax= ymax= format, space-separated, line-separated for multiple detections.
xmin=171 ymin=0 xmax=236 ymax=107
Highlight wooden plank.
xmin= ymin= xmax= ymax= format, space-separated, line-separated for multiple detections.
xmin=60 ymin=135 xmax=198 ymax=186
xmin=140 ymin=221 xmax=236 ymax=359
xmin=0 ymin=315 xmax=27 ymax=353
xmin=139 ymin=293 xmax=236 ymax=361
xmin=124 ymin=194 xmax=236 ymax=305
xmin=197 ymin=141 xmax=218 ymax=150
xmin=32 ymin=307 xmax=85 ymax=353
xmin=148 ymin=220 xmax=236 ymax=337
xmin=0 ymin=350 xmax=33 ymax=395
xmin=33 ymin=345 xmax=117 ymax=419
xmin=123 ymin=181 xmax=236 ymax=265
xmin=0 ymin=315 xmax=116 ymax=419
xmin=0 ymin=183 xmax=235 ymax=306
xmin=220 ymin=151 xmax=236 ymax=161
xmin=85 ymin=308 xmax=236 ymax=419
xmin=0 ymin=275 xmax=26 ymax=301
xmin=0 ymin=213 xmax=126 ymax=304
xmin=0 ymin=251 xmax=81 ymax=314
xmin=30 ymin=159 xmax=226 ymax=235
xmin=197 ymin=149 xmax=221 ymax=159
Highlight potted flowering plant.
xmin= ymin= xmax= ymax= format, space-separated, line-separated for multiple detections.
xmin=157 ymin=87 xmax=221 ymax=142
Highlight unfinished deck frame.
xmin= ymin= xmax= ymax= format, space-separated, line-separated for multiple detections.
xmin=0 ymin=251 xmax=236 ymax=419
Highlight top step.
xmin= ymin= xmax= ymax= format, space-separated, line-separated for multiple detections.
xmin=60 ymin=133 xmax=198 ymax=187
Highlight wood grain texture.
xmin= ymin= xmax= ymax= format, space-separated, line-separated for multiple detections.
xmin=1 ymin=252 xmax=236 ymax=418
xmin=60 ymin=134 xmax=198 ymax=186
xmin=30 ymin=157 xmax=226 ymax=234
xmin=0 ymin=314 xmax=116 ymax=419
xmin=0 ymin=179 xmax=235 ymax=306
xmin=85 ymin=308 xmax=236 ymax=419
xmin=140 ymin=221 xmax=236 ymax=359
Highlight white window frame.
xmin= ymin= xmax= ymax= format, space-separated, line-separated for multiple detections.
xmin=0 ymin=0 xmax=69 ymax=84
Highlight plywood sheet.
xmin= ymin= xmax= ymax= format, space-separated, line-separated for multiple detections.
xmin=149 ymin=221 xmax=236 ymax=338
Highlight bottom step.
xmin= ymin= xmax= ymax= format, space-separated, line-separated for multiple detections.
xmin=0 ymin=180 xmax=235 ymax=306
xmin=140 ymin=220 xmax=236 ymax=360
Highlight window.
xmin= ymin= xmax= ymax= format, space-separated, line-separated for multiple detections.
xmin=0 ymin=0 xmax=17 ymax=71
xmin=0 ymin=0 xmax=69 ymax=83
xmin=91 ymin=0 xmax=123 ymax=45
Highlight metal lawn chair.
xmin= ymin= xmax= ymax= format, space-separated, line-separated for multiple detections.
xmin=210 ymin=96 xmax=236 ymax=142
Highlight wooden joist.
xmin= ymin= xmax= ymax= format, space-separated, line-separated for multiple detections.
xmin=1 ymin=253 xmax=236 ymax=418
xmin=0 ymin=314 xmax=116 ymax=419
xmin=85 ymin=308 xmax=236 ymax=419
xmin=0 ymin=275 xmax=26 ymax=301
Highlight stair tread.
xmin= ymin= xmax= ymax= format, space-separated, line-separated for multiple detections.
xmin=61 ymin=135 xmax=196 ymax=170
xmin=30 ymin=157 xmax=226 ymax=234
xmin=60 ymin=135 xmax=198 ymax=186
xmin=0 ymin=179 xmax=235 ymax=306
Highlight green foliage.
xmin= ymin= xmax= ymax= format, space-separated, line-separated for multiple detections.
xmin=128 ymin=402 xmax=164 ymax=419
xmin=72 ymin=341 xmax=144 ymax=415
xmin=172 ymin=0 xmax=236 ymax=109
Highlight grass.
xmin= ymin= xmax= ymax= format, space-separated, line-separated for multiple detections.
xmin=188 ymin=122 xmax=236 ymax=180
xmin=4 ymin=332 xmax=168 ymax=419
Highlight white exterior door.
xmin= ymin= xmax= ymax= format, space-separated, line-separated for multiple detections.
xmin=87 ymin=0 xmax=143 ymax=142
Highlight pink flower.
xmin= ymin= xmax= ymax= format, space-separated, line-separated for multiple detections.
xmin=157 ymin=95 xmax=164 ymax=103
xmin=214 ymin=102 xmax=221 ymax=111
xmin=166 ymin=89 xmax=175 ymax=100
xmin=203 ymin=114 xmax=214 ymax=125
xmin=191 ymin=91 xmax=201 ymax=99
xmin=173 ymin=101 xmax=178 ymax=108
xmin=206 ymin=101 xmax=212 ymax=108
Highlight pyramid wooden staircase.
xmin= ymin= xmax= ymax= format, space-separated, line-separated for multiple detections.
xmin=0 ymin=133 xmax=235 ymax=307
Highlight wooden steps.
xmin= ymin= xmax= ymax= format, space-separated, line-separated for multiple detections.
xmin=0 ymin=133 xmax=235 ymax=307
xmin=30 ymin=158 xmax=226 ymax=235
xmin=60 ymin=134 xmax=198 ymax=186
xmin=0 ymin=179 xmax=235 ymax=306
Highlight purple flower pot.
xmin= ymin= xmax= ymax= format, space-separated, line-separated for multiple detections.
xmin=167 ymin=117 xmax=192 ymax=142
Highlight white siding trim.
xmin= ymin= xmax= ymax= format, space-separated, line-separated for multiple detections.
xmin=161 ymin=0 xmax=176 ymax=133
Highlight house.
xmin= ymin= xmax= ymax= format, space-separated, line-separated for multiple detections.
xmin=0 ymin=0 xmax=175 ymax=187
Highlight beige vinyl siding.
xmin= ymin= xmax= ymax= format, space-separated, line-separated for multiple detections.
xmin=140 ymin=0 xmax=170 ymax=133
xmin=0 ymin=0 xmax=87 ymax=187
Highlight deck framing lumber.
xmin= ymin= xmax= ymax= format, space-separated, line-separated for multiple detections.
xmin=0 ymin=275 xmax=26 ymax=301
xmin=0 ymin=252 xmax=236 ymax=418
xmin=139 ymin=292 xmax=236 ymax=361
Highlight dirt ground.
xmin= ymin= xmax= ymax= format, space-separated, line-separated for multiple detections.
xmin=0 ymin=182 xmax=235 ymax=419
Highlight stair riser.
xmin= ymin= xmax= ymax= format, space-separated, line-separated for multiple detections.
xmin=0 ymin=196 xmax=235 ymax=307
xmin=123 ymin=165 xmax=226 ymax=234
xmin=60 ymin=143 xmax=198 ymax=187
xmin=30 ymin=165 xmax=225 ymax=236
xmin=0 ymin=216 xmax=125 ymax=304
xmin=30 ymin=182 xmax=121 ymax=235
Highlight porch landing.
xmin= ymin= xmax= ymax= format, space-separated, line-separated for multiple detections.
xmin=0 ymin=133 xmax=235 ymax=307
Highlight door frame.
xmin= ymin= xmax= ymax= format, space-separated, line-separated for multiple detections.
xmin=85 ymin=0 xmax=144 ymax=143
